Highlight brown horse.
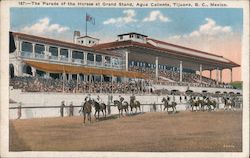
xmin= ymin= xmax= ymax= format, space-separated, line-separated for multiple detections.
xmin=92 ymin=100 xmax=107 ymax=119
xmin=223 ymin=98 xmax=235 ymax=111
xmin=79 ymin=100 xmax=92 ymax=124
xmin=129 ymin=100 xmax=141 ymax=114
xmin=206 ymin=98 xmax=217 ymax=111
xmin=161 ymin=97 xmax=177 ymax=113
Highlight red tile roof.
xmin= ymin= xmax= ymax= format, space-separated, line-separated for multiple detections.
xmin=12 ymin=32 xmax=121 ymax=57
xmin=94 ymin=40 xmax=240 ymax=67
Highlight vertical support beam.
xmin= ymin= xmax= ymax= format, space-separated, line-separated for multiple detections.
xmin=68 ymin=74 xmax=72 ymax=81
xmin=125 ymin=51 xmax=129 ymax=71
xmin=76 ymin=74 xmax=79 ymax=91
xmin=220 ymin=69 xmax=223 ymax=83
xmin=84 ymin=52 xmax=87 ymax=65
xmin=155 ymin=57 xmax=159 ymax=80
xmin=199 ymin=64 xmax=202 ymax=83
xmin=179 ymin=61 xmax=183 ymax=82
xmin=101 ymin=55 xmax=104 ymax=67
xmin=230 ymin=68 xmax=233 ymax=83
xmin=58 ymin=47 xmax=61 ymax=61
xmin=16 ymin=39 xmax=21 ymax=56
xmin=68 ymin=49 xmax=72 ymax=62
xmin=31 ymin=67 xmax=36 ymax=77
xmin=93 ymin=54 xmax=96 ymax=66
xmin=32 ymin=43 xmax=35 ymax=58
xmin=216 ymin=67 xmax=219 ymax=85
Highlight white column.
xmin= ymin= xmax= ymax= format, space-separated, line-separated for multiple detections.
xmin=18 ymin=62 xmax=23 ymax=76
xmin=58 ymin=47 xmax=61 ymax=61
xmin=199 ymin=64 xmax=202 ymax=83
xmin=230 ymin=68 xmax=233 ymax=83
xmin=125 ymin=51 xmax=129 ymax=71
xmin=31 ymin=67 xmax=36 ymax=77
xmin=179 ymin=61 xmax=183 ymax=82
xmin=101 ymin=55 xmax=104 ymax=66
xmin=68 ymin=74 xmax=72 ymax=80
xmin=216 ymin=67 xmax=219 ymax=85
xmin=93 ymin=54 xmax=96 ymax=66
xmin=17 ymin=40 xmax=22 ymax=57
xmin=68 ymin=49 xmax=72 ymax=62
xmin=32 ymin=43 xmax=35 ymax=58
xmin=220 ymin=69 xmax=223 ymax=82
xmin=155 ymin=57 xmax=159 ymax=80
xmin=84 ymin=52 xmax=87 ymax=65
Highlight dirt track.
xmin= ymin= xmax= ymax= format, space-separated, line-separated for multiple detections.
xmin=10 ymin=110 xmax=242 ymax=152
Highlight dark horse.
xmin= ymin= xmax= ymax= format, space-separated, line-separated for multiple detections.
xmin=206 ymin=98 xmax=217 ymax=111
xmin=162 ymin=97 xmax=177 ymax=113
xmin=79 ymin=100 xmax=92 ymax=124
xmin=92 ymin=100 xmax=107 ymax=119
xmin=114 ymin=100 xmax=129 ymax=117
xmin=223 ymin=98 xmax=235 ymax=111
xmin=129 ymin=98 xmax=141 ymax=114
xmin=189 ymin=98 xmax=199 ymax=112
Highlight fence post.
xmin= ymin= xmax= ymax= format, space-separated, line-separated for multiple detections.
xmin=17 ymin=102 xmax=22 ymax=119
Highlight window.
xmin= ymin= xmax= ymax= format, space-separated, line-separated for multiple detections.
xmin=35 ymin=44 xmax=45 ymax=54
xmin=60 ymin=48 xmax=68 ymax=58
xmin=96 ymin=54 xmax=102 ymax=62
xmin=72 ymin=50 xmax=83 ymax=59
xmin=87 ymin=53 xmax=94 ymax=61
xmin=49 ymin=46 xmax=58 ymax=56
xmin=21 ymin=42 xmax=32 ymax=52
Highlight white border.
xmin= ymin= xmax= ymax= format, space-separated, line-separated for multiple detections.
xmin=1 ymin=0 xmax=249 ymax=157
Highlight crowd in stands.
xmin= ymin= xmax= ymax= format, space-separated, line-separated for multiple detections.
xmin=129 ymin=66 xmax=233 ymax=89
xmin=10 ymin=65 xmax=235 ymax=93
xmin=10 ymin=76 xmax=150 ymax=94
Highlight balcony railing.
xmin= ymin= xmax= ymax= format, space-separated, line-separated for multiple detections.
xmin=20 ymin=51 xmax=123 ymax=70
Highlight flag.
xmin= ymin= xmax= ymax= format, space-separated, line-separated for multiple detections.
xmin=86 ymin=13 xmax=95 ymax=25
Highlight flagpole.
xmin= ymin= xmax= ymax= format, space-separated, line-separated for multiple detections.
xmin=85 ymin=13 xmax=88 ymax=36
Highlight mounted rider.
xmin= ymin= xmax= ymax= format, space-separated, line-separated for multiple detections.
xmin=85 ymin=93 xmax=92 ymax=102
xmin=130 ymin=93 xmax=136 ymax=104
xmin=97 ymin=95 xmax=103 ymax=104
xmin=119 ymin=95 xmax=124 ymax=103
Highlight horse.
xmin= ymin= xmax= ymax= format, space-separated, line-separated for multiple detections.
xmin=223 ymin=98 xmax=236 ymax=111
xmin=79 ymin=100 xmax=92 ymax=124
xmin=189 ymin=98 xmax=199 ymax=112
xmin=162 ymin=97 xmax=177 ymax=113
xmin=92 ymin=100 xmax=107 ymax=119
xmin=206 ymin=98 xmax=217 ymax=111
xmin=197 ymin=98 xmax=207 ymax=112
xmin=114 ymin=100 xmax=129 ymax=117
xmin=129 ymin=99 xmax=141 ymax=114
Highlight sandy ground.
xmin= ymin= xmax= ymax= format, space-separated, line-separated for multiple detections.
xmin=10 ymin=110 xmax=242 ymax=152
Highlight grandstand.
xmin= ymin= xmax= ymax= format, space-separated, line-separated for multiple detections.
xmin=9 ymin=31 xmax=240 ymax=94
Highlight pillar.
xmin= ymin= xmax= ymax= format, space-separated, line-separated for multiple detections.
xmin=125 ymin=51 xmax=129 ymax=71
xmin=68 ymin=73 xmax=72 ymax=80
xmin=199 ymin=64 xmax=202 ymax=83
xmin=68 ymin=49 xmax=72 ymax=62
xmin=101 ymin=55 xmax=104 ymax=67
xmin=179 ymin=61 xmax=183 ymax=82
xmin=155 ymin=57 xmax=159 ymax=80
xmin=230 ymin=68 xmax=233 ymax=83
xmin=31 ymin=67 xmax=36 ymax=77
xmin=58 ymin=47 xmax=61 ymax=61
xmin=220 ymin=69 xmax=223 ymax=83
xmin=84 ymin=52 xmax=87 ymax=65
xmin=32 ymin=43 xmax=35 ymax=58
xmin=18 ymin=62 xmax=23 ymax=76
xmin=93 ymin=54 xmax=96 ymax=66
xmin=216 ymin=67 xmax=219 ymax=85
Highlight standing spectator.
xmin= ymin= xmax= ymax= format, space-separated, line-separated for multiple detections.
xmin=60 ymin=101 xmax=65 ymax=117
xmin=179 ymin=96 xmax=182 ymax=103
xmin=69 ymin=102 xmax=74 ymax=117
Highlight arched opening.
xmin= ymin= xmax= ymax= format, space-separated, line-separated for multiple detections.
xmin=9 ymin=64 xmax=15 ymax=78
xmin=22 ymin=64 xmax=32 ymax=76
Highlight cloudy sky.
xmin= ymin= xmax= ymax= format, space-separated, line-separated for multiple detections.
xmin=10 ymin=8 xmax=243 ymax=82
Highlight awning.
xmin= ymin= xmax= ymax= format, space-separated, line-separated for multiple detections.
xmin=24 ymin=60 xmax=146 ymax=78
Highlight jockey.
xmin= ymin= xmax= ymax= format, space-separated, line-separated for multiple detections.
xmin=130 ymin=94 xmax=136 ymax=104
xmin=119 ymin=95 xmax=124 ymax=103
xmin=97 ymin=95 xmax=103 ymax=104
xmin=85 ymin=94 xmax=91 ymax=101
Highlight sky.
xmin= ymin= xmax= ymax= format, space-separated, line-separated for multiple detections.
xmin=10 ymin=8 xmax=243 ymax=82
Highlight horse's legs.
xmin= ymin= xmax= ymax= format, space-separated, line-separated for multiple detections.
xmin=94 ymin=111 xmax=97 ymax=119
xmin=83 ymin=113 xmax=86 ymax=124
